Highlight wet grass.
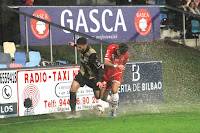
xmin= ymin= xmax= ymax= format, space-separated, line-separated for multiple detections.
xmin=0 ymin=104 xmax=200 ymax=133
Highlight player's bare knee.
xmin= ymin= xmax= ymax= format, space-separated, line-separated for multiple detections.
xmin=70 ymin=81 xmax=80 ymax=92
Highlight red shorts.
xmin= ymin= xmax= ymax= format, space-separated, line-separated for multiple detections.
xmin=102 ymin=72 xmax=122 ymax=90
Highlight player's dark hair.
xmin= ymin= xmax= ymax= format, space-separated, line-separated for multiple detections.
xmin=119 ymin=43 xmax=128 ymax=55
xmin=77 ymin=37 xmax=87 ymax=45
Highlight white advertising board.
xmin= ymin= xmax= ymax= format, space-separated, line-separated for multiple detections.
xmin=0 ymin=70 xmax=18 ymax=118
xmin=17 ymin=66 xmax=109 ymax=116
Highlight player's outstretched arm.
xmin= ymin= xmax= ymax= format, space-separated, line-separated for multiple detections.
xmin=104 ymin=59 xmax=125 ymax=70
xmin=104 ymin=59 xmax=116 ymax=68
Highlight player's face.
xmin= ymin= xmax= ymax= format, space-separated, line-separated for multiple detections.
xmin=116 ymin=49 xmax=121 ymax=56
xmin=191 ymin=2 xmax=195 ymax=8
xmin=77 ymin=44 xmax=86 ymax=52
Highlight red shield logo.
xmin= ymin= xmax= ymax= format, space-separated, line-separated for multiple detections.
xmin=31 ymin=10 xmax=51 ymax=39
xmin=135 ymin=9 xmax=152 ymax=36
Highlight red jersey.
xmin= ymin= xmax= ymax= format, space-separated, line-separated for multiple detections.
xmin=104 ymin=44 xmax=129 ymax=76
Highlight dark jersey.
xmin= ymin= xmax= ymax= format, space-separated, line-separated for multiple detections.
xmin=79 ymin=46 xmax=103 ymax=82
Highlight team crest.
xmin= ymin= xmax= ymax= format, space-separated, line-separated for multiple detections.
xmin=121 ymin=57 xmax=125 ymax=61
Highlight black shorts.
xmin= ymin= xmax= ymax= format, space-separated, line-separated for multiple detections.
xmin=74 ymin=72 xmax=100 ymax=90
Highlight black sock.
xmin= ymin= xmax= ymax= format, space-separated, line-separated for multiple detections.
xmin=70 ymin=91 xmax=76 ymax=115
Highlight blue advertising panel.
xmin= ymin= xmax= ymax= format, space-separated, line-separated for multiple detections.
xmin=119 ymin=61 xmax=163 ymax=105
xmin=19 ymin=6 xmax=160 ymax=46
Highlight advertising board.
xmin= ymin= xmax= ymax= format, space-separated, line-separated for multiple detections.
xmin=17 ymin=67 xmax=109 ymax=116
xmin=19 ymin=6 xmax=160 ymax=46
xmin=119 ymin=61 xmax=163 ymax=104
xmin=0 ymin=70 xmax=18 ymax=118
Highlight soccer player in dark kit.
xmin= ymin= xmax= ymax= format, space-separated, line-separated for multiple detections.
xmin=68 ymin=37 xmax=103 ymax=117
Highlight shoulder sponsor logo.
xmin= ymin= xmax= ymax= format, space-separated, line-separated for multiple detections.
xmin=31 ymin=10 xmax=51 ymax=39
xmin=2 ymin=85 xmax=12 ymax=99
xmin=135 ymin=9 xmax=152 ymax=36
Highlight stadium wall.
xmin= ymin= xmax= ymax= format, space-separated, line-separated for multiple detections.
xmin=0 ymin=61 xmax=162 ymax=118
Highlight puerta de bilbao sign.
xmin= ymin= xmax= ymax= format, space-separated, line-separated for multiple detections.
xmin=119 ymin=61 xmax=163 ymax=105
xmin=19 ymin=6 xmax=160 ymax=46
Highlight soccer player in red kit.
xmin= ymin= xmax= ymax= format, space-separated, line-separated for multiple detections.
xmin=101 ymin=43 xmax=129 ymax=117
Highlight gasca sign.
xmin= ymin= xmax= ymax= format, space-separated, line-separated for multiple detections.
xmin=20 ymin=6 xmax=160 ymax=46
xmin=60 ymin=8 xmax=127 ymax=33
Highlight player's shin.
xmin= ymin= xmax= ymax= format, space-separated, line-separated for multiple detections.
xmin=70 ymin=91 xmax=76 ymax=115
xmin=111 ymin=93 xmax=119 ymax=113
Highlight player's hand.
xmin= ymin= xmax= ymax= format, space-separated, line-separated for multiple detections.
xmin=68 ymin=41 xmax=74 ymax=46
xmin=117 ymin=65 xmax=125 ymax=71
xmin=186 ymin=0 xmax=191 ymax=6
xmin=97 ymin=82 xmax=103 ymax=89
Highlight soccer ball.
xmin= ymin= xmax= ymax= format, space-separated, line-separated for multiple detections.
xmin=93 ymin=104 xmax=105 ymax=115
